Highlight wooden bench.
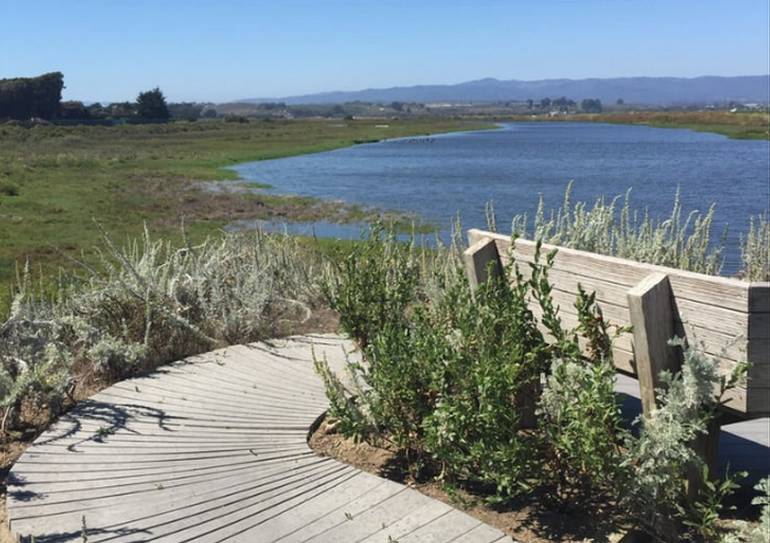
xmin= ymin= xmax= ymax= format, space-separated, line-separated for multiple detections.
xmin=464 ymin=229 xmax=770 ymax=479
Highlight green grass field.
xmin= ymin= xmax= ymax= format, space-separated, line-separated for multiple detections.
xmin=506 ymin=110 xmax=770 ymax=140
xmin=0 ymin=118 xmax=493 ymax=313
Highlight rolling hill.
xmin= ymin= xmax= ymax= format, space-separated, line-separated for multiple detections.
xmin=244 ymin=75 xmax=769 ymax=105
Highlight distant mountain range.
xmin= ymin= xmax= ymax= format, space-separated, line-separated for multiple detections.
xmin=243 ymin=75 xmax=769 ymax=106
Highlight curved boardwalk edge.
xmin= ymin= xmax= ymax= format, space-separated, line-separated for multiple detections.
xmin=7 ymin=334 xmax=514 ymax=543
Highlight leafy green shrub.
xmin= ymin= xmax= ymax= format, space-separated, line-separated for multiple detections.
xmin=420 ymin=261 xmax=549 ymax=495
xmin=0 ymin=227 xmax=322 ymax=433
xmin=322 ymin=224 xmax=419 ymax=350
xmin=538 ymin=356 xmax=626 ymax=505
xmin=317 ymin=226 xmax=626 ymax=500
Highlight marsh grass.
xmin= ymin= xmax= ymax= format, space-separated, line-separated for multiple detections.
xmin=741 ymin=213 xmax=770 ymax=281
xmin=498 ymin=183 xmax=733 ymax=276
xmin=0 ymin=118 xmax=493 ymax=314
xmin=512 ymin=111 xmax=770 ymax=140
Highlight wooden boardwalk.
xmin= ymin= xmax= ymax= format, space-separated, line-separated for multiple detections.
xmin=7 ymin=335 xmax=513 ymax=543
xmin=7 ymin=334 xmax=768 ymax=542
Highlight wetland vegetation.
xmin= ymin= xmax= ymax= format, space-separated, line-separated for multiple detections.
xmin=508 ymin=110 xmax=770 ymax=140
xmin=0 ymin=118 xmax=493 ymax=313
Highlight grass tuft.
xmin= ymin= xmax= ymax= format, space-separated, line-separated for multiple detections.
xmin=0 ymin=182 xmax=19 ymax=197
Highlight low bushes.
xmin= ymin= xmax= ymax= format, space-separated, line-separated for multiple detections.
xmin=0 ymin=227 xmax=324 ymax=433
xmin=317 ymin=225 xmax=766 ymax=541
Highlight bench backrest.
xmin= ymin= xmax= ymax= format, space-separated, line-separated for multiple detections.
xmin=465 ymin=229 xmax=770 ymax=418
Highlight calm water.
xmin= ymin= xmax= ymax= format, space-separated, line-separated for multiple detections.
xmin=232 ymin=122 xmax=770 ymax=273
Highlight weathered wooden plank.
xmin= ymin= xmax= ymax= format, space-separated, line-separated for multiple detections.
xmin=501 ymin=233 xmax=752 ymax=309
xmin=515 ymin=261 xmax=768 ymax=376
xmin=7 ymin=335 xmax=511 ymax=543
xmin=529 ymin=305 xmax=753 ymax=413
xmin=464 ymin=237 xmax=502 ymax=292
xmin=628 ymin=273 xmax=680 ymax=415
xmin=529 ymin=287 xmax=767 ymax=387
xmin=274 ymin=478 xmax=405 ymax=543
xmin=398 ymin=509 xmax=482 ymax=543
xmin=468 ymin=229 xmax=753 ymax=311
xmin=460 ymin=523 xmax=517 ymax=543
xmin=506 ymin=245 xmax=760 ymax=338
xmin=304 ymin=489 xmax=436 ymax=542
xmin=357 ymin=500 xmax=453 ymax=542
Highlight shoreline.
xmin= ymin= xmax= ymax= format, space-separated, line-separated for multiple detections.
xmin=215 ymin=122 xmax=503 ymax=236
xmin=499 ymin=111 xmax=770 ymax=140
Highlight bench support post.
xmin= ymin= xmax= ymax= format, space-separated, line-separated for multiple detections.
xmin=627 ymin=272 xmax=680 ymax=415
xmin=463 ymin=237 xmax=502 ymax=293
xmin=627 ymin=272 xmax=720 ymax=495
xmin=463 ymin=237 xmax=539 ymax=428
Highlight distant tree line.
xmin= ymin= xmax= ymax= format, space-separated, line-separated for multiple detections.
xmin=524 ymin=96 xmax=603 ymax=113
xmin=78 ymin=88 xmax=173 ymax=122
xmin=0 ymin=72 xmax=219 ymax=123
xmin=0 ymin=72 xmax=64 ymax=120
xmin=580 ymin=98 xmax=603 ymax=113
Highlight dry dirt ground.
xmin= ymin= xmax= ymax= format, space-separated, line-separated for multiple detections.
xmin=309 ymin=419 xmax=630 ymax=543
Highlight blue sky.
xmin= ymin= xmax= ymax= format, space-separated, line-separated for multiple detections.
xmin=2 ymin=0 xmax=768 ymax=103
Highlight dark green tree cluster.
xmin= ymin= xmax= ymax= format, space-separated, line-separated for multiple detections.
xmin=552 ymin=96 xmax=576 ymax=111
xmin=0 ymin=72 xmax=64 ymax=120
xmin=537 ymin=96 xmax=577 ymax=111
xmin=136 ymin=87 xmax=170 ymax=120
xmin=581 ymin=98 xmax=603 ymax=113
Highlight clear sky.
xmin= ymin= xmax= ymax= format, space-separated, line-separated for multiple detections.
xmin=2 ymin=0 xmax=768 ymax=103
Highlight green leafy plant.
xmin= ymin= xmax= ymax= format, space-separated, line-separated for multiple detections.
xmin=538 ymin=356 xmax=626 ymax=506
xmin=420 ymin=256 xmax=550 ymax=496
xmin=322 ymin=223 xmax=419 ymax=350
xmin=317 ymin=226 xmax=629 ymax=502
xmin=680 ymin=465 xmax=743 ymax=541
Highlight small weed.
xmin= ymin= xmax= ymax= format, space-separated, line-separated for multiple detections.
xmin=0 ymin=182 xmax=19 ymax=196
xmin=95 ymin=426 xmax=116 ymax=438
